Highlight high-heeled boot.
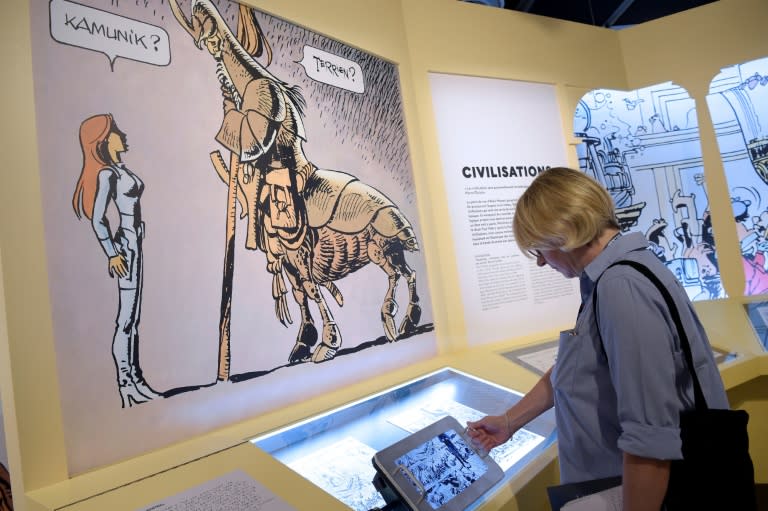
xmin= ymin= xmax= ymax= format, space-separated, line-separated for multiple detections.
xmin=130 ymin=365 xmax=162 ymax=399
xmin=118 ymin=368 xmax=151 ymax=408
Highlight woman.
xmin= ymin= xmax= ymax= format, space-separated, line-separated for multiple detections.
xmin=467 ymin=167 xmax=729 ymax=511
xmin=73 ymin=114 xmax=160 ymax=407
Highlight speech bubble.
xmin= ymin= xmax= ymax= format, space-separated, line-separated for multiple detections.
xmin=49 ymin=0 xmax=170 ymax=72
xmin=297 ymin=46 xmax=364 ymax=94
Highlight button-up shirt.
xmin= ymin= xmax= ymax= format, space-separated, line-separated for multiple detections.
xmin=552 ymin=232 xmax=729 ymax=483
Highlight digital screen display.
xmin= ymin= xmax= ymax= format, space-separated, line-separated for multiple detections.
xmin=394 ymin=429 xmax=488 ymax=510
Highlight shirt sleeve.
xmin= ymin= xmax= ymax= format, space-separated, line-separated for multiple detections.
xmin=91 ymin=168 xmax=118 ymax=258
xmin=595 ymin=270 xmax=683 ymax=460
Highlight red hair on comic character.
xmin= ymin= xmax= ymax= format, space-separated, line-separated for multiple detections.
xmin=72 ymin=113 xmax=127 ymax=220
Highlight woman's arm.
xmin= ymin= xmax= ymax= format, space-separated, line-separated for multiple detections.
xmin=467 ymin=367 xmax=554 ymax=451
xmin=622 ymin=452 xmax=670 ymax=511
xmin=91 ymin=169 xmax=118 ymax=257
xmin=91 ymin=168 xmax=127 ymax=277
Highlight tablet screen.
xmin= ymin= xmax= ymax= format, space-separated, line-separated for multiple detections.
xmin=373 ymin=415 xmax=503 ymax=511
xmin=395 ymin=428 xmax=489 ymax=509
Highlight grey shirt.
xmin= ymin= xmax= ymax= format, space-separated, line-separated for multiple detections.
xmin=552 ymin=232 xmax=729 ymax=483
xmin=91 ymin=164 xmax=144 ymax=258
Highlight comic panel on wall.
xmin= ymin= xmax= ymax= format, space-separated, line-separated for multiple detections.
xmin=29 ymin=0 xmax=436 ymax=473
xmin=707 ymin=56 xmax=768 ymax=296
xmin=0 ymin=397 xmax=12 ymax=511
xmin=574 ymin=83 xmax=724 ymax=301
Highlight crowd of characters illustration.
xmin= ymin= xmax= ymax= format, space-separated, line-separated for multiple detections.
xmin=713 ymin=64 xmax=768 ymax=296
xmin=643 ymin=189 xmax=723 ymax=300
xmin=579 ymin=151 xmax=768 ymax=300
xmin=72 ymin=0 xmax=423 ymax=407
xmin=575 ymin=92 xmax=718 ymax=301
xmin=731 ymin=195 xmax=768 ymax=295
xmin=577 ymin=126 xmax=725 ymax=301
xmin=576 ymin=58 xmax=768 ymax=300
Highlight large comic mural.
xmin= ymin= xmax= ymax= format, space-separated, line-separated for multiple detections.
xmin=0 ymin=397 xmax=12 ymax=511
xmin=31 ymin=0 xmax=435 ymax=473
xmin=574 ymin=83 xmax=723 ymax=301
xmin=707 ymin=56 xmax=768 ymax=296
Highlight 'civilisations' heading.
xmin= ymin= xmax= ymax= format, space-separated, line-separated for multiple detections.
xmin=462 ymin=165 xmax=551 ymax=178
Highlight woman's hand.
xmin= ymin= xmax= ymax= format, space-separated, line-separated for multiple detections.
xmin=466 ymin=414 xmax=511 ymax=452
xmin=108 ymin=254 xmax=128 ymax=278
xmin=467 ymin=368 xmax=555 ymax=454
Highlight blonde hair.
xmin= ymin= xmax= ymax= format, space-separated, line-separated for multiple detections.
xmin=513 ymin=167 xmax=619 ymax=253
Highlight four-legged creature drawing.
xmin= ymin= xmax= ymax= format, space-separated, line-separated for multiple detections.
xmin=170 ymin=0 xmax=422 ymax=365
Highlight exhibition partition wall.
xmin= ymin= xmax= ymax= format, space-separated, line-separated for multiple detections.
xmin=29 ymin=0 xmax=437 ymax=475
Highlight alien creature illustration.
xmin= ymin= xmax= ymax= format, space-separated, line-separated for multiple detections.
xmin=169 ymin=0 xmax=422 ymax=365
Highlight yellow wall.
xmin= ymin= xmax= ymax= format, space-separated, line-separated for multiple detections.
xmin=401 ymin=0 xmax=630 ymax=350
xmin=1 ymin=0 xmax=69 ymax=498
xmin=1 ymin=0 xmax=767 ymax=509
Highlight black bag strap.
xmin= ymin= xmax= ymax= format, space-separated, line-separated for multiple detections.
xmin=592 ymin=260 xmax=708 ymax=411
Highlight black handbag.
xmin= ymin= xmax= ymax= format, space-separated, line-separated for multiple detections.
xmin=595 ymin=260 xmax=757 ymax=510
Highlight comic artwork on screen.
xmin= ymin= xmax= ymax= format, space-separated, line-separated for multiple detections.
xmin=573 ymin=83 xmax=724 ymax=301
xmin=30 ymin=0 xmax=435 ymax=473
xmin=707 ymin=56 xmax=768 ymax=296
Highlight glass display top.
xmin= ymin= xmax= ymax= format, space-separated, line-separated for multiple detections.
xmin=745 ymin=301 xmax=768 ymax=351
xmin=251 ymin=367 xmax=556 ymax=511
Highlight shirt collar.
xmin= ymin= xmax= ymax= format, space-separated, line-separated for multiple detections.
xmin=579 ymin=231 xmax=649 ymax=294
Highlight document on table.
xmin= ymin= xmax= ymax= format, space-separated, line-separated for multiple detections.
xmin=516 ymin=345 xmax=559 ymax=374
xmin=287 ymin=437 xmax=385 ymax=511
xmin=501 ymin=340 xmax=559 ymax=376
xmin=136 ymin=469 xmax=297 ymax=511
xmin=561 ymin=485 xmax=622 ymax=511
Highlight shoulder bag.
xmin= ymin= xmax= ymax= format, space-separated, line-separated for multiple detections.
xmin=594 ymin=260 xmax=757 ymax=510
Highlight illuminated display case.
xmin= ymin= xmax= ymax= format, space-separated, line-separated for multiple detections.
xmin=745 ymin=301 xmax=768 ymax=351
xmin=251 ymin=368 xmax=557 ymax=511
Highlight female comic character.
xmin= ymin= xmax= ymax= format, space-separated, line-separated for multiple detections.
xmin=72 ymin=114 xmax=160 ymax=407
